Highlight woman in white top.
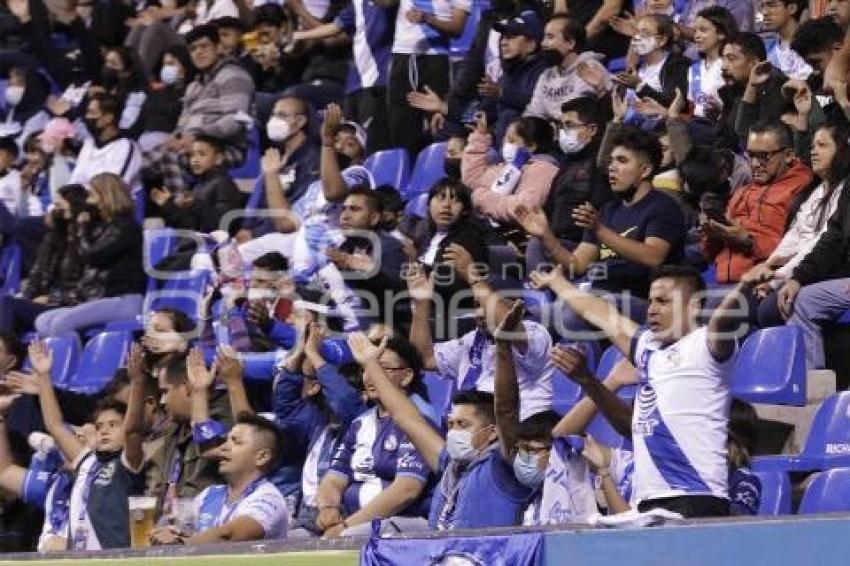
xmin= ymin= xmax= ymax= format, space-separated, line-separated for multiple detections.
xmin=755 ymin=122 xmax=850 ymax=326
xmin=688 ymin=6 xmax=738 ymax=118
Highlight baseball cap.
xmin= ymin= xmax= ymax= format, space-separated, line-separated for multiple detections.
xmin=493 ymin=10 xmax=544 ymax=42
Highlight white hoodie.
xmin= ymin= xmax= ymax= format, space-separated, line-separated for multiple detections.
xmin=524 ymin=52 xmax=612 ymax=122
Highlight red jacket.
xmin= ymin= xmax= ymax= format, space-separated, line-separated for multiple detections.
xmin=703 ymin=159 xmax=812 ymax=283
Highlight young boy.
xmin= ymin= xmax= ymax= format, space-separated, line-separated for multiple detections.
xmin=0 ymin=136 xmax=22 ymax=217
xmin=150 ymin=133 xmax=244 ymax=236
xmin=11 ymin=341 xmax=147 ymax=550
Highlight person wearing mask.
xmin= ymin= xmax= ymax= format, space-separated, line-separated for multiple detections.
xmin=614 ymin=14 xmax=689 ymax=108
xmin=1 ymin=66 xmax=50 ymax=148
xmin=316 ymin=333 xmax=435 ymax=537
xmin=525 ymin=96 xmax=613 ymax=273
xmin=761 ymin=0 xmax=812 ymax=81
xmin=688 ymin=7 xmax=738 ymax=119
xmin=461 ymin=113 xmax=559 ymax=229
xmin=525 ymin=14 xmax=612 ymax=122
xmin=96 ymin=46 xmax=149 ymax=137
xmin=700 ymin=121 xmax=812 ymax=286
xmin=387 ymin=0 xmax=471 ymax=157
xmin=31 ymin=173 xmax=146 ymax=336
xmin=142 ymin=24 xmax=254 ymax=197
xmin=70 ymin=93 xmax=142 ymax=192
xmin=347 ymin=330 xmax=531 ymax=530
xmin=139 ymin=46 xmax=196 ymax=152
xmin=717 ymin=33 xmax=789 ymax=150
xmin=516 ymin=126 xmax=685 ymax=330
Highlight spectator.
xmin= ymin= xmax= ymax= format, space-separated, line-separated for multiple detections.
xmin=680 ymin=0 xmax=755 ymax=34
xmin=516 ymin=126 xmax=685 ymax=329
xmin=243 ymin=5 xmax=303 ymax=95
xmin=566 ymin=0 xmax=631 ymax=61
xmin=150 ymin=134 xmax=245 ymax=235
xmin=139 ymin=46 xmax=196 ymax=152
xmin=754 ymin=122 xmax=849 ymax=326
xmin=525 ymin=14 xmax=612 ymax=122
xmin=826 ymin=0 xmax=850 ymax=31
xmin=33 ymin=173 xmax=146 ymax=336
xmin=700 ymin=121 xmax=812 ymax=285
xmin=615 ymin=14 xmax=689 ymax=108
xmin=1 ymin=67 xmax=50 ymax=147
xmin=688 ymin=7 xmax=738 ymax=118
xmin=96 ymin=46 xmax=150 ymax=136
xmin=791 ymin=18 xmax=845 ymax=95
xmin=727 ymin=399 xmax=762 ymax=516
xmin=529 ymin=264 xmax=762 ymax=518
xmin=8 ymin=341 xmax=146 ymax=549
xmin=442 ymin=133 xmax=467 ymax=182
xmin=316 ymin=334 xmax=435 ymax=537
xmin=177 ymin=0 xmax=239 ymax=36
xmin=462 ymin=113 xmax=559 ymax=228
xmin=0 ymin=136 xmax=22 ymax=216
xmin=124 ymin=3 xmax=188 ymax=77
xmin=761 ymin=0 xmax=812 ymax=81
xmin=142 ymin=24 xmax=254 ymax=197
xmin=213 ymin=16 xmax=248 ymax=59
xmin=409 ymin=250 xmax=555 ymax=419
xmin=70 ymin=93 xmax=142 ymax=192
xmin=387 ymin=0 xmax=470 ymax=157
xmin=526 ymin=96 xmax=613 ymax=273
xmin=151 ymin=411 xmax=290 ymax=544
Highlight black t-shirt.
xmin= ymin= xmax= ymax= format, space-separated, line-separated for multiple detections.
xmin=86 ymin=452 xmax=145 ymax=549
xmin=567 ymin=0 xmax=632 ymax=61
xmin=583 ymin=189 xmax=685 ymax=297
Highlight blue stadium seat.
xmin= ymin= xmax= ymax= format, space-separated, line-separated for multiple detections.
xmin=701 ymin=264 xmax=717 ymax=287
xmin=838 ymin=309 xmax=850 ymax=324
xmin=423 ymin=371 xmax=454 ymax=427
xmin=754 ymin=470 xmax=792 ymax=515
xmin=731 ymin=327 xmax=806 ymax=406
xmin=59 ymin=330 xmax=132 ymax=394
xmin=0 ymin=243 xmax=22 ymax=296
xmin=229 ymin=126 xmax=261 ymax=180
xmin=753 ymin=392 xmax=850 ymax=473
xmin=404 ymin=193 xmax=430 ymax=218
xmin=404 ymin=141 xmax=447 ymax=200
xmin=364 ymin=148 xmax=411 ymax=191
xmin=23 ymin=335 xmax=81 ymax=385
xmin=143 ymin=228 xmax=180 ymax=292
xmin=149 ymin=270 xmax=211 ymax=321
xmin=798 ymin=467 xmax=850 ymax=514
xmin=552 ymin=341 xmax=601 ymax=415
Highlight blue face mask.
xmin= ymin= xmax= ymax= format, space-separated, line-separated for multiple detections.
xmin=159 ymin=64 xmax=180 ymax=85
xmin=513 ymin=451 xmax=545 ymax=488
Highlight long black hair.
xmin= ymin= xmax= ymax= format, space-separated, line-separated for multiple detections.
xmin=512 ymin=116 xmax=556 ymax=155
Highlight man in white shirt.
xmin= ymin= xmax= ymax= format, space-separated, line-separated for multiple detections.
xmin=151 ymin=412 xmax=289 ymax=543
xmin=409 ymin=244 xmax=554 ymax=420
xmin=530 ymin=263 xmax=766 ymax=517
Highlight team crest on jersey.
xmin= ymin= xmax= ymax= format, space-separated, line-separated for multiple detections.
xmin=383 ymin=435 xmax=399 ymax=452
xmin=664 ymin=347 xmax=681 ymax=367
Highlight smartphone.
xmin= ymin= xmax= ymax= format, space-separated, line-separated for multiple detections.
xmin=704 ymin=207 xmax=731 ymax=226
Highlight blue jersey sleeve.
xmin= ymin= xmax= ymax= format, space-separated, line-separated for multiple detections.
xmin=328 ymin=419 xmax=359 ymax=480
xmin=334 ymin=4 xmax=356 ymax=34
xmin=315 ymin=364 xmax=367 ymax=427
xmin=394 ymin=435 xmax=431 ymax=483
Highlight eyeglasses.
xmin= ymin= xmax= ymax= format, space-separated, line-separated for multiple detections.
xmin=746 ymin=148 xmax=786 ymax=163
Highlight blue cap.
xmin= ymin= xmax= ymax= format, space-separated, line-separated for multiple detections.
xmin=493 ymin=10 xmax=544 ymax=42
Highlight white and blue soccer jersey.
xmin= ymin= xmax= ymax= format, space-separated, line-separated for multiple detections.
xmin=194 ymin=479 xmax=289 ymax=539
xmin=629 ymin=326 xmax=735 ymax=504
xmin=327 ymin=404 xmax=432 ymax=517
xmin=523 ymin=437 xmax=597 ymax=526
xmin=335 ymin=0 xmax=395 ymax=93
xmin=392 ymin=0 xmax=472 ymax=55
xmin=766 ymin=38 xmax=812 ymax=81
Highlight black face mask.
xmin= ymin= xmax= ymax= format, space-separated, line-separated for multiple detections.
xmin=85 ymin=117 xmax=102 ymax=138
xmin=336 ymin=153 xmax=353 ymax=170
xmin=540 ymin=48 xmax=564 ymax=67
xmin=101 ymin=68 xmax=121 ymax=91
xmin=85 ymin=203 xmax=101 ymax=222
xmin=95 ymin=449 xmax=121 ymax=463
xmin=444 ymin=158 xmax=462 ymax=180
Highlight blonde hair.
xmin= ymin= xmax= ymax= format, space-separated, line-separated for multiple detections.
xmin=88 ymin=173 xmax=134 ymax=221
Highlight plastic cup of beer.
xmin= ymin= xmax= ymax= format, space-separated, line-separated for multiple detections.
xmin=129 ymin=496 xmax=157 ymax=548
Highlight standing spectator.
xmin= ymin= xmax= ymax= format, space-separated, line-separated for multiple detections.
xmin=566 ymin=0 xmax=631 ymax=61
xmin=525 ymin=14 xmax=612 ymax=122
xmin=761 ymin=0 xmax=812 ymax=81
xmin=387 ymin=0 xmax=470 ymax=157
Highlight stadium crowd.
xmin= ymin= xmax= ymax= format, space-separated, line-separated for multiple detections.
xmin=0 ymin=0 xmax=848 ymax=552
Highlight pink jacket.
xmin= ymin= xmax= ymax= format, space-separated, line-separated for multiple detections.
xmin=461 ymin=131 xmax=559 ymax=223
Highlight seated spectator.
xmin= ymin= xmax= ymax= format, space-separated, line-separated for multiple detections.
xmin=527 ymin=97 xmax=612 ymax=273
xmin=151 ymin=411 xmax=290 ymax=544
xmin=827 ymin=0 xmax=850 ymax=30
xmin=615 ymin=14 xmax=688 ymax=108
xmin=516 ymin=126 xmax=685 ymax=329
xmin=0 ymin=136 xmax=22 ymax=216
xmin=125 ymin=3 xmax=191 ymax=77
xmin=142 ymin=24 xmax=254 ymax=197
xmin=761 ymin=0 xmax=812 ymax=81
xmin=8 ymin=341 xmax=146 ymax=550
xmin=688 ymin=7 xmax=738 ymax=118
xmin=609 ymin=0 xmax=682 ymax=39
xmin=791 ymin=17 xmax=845 ymax=95
xmin=139 ymin=46 xmax=196 ymax=152
xmin=33 ymin=173 xmax=146 ymax=336
xmin=408 ymin=253 xmax=555 ymax=419
xmin=346 ymin=332 xmax=532 ymax=530
xmin=70 ymin=93 xmax=142 ymax=192
xmin=727 ymin=399 xmax=762 ymax=516
xmin=525 ymin=14 xmax=612 ymax=122
xmin=213 ymin=16 xmax=248 ymax=59
xmin=679 ymin=0 xmax=755 ymax=35
xmin=96 ymin=46 xmax=149 ymax=137
xmin=754 ymin=122 xmax=849 ymax=326
xmin=316 ymin=334 xmax=435 ymax=537
xmin=700 ymin=121 xmax=811 ymax=285
xmin=442 ymin=132 xmax=467 ymax=182
xmin=1 ymin=66 xmax=50 ymax=147
xmin=462 ymin=113 xmax=559 ymax=229
xmin=243 ymin=5 xmax=304 ymax=95
xmin=150 ymin=134 xmax=244 ymax=235
xmin=177 ymin=0 xmax=239 ymax=36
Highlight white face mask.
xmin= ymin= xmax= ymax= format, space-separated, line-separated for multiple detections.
xmin=445 ymin=429 xmax=476 ymax=462
xmin=559 ymin=128 xmax=589 ymax=154
xmin=5 ymin=85 xmax=24 ymax=107
xmin=159 ymin=64 xmax=180 ymax=85
xmin=501 ymin=142 xmax=519 ymax=164
xmin=266 ymin=117 xmax=292 ymax=142
xmin=633 ymin=36 xmax=658 ymax=56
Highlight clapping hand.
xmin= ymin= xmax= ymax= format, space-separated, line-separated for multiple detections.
xmin=347 ymin=332 xmax=386 ymax=366
xmin=514 ymin=205 xmax=550 ymax=238
xmin=551 ymin=343 xmax=594 ymax=387
xmin=186 ymin=347 xmax=214 ymax=393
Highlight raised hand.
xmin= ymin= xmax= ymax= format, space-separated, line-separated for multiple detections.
xmin=514 ymin=205 xmax=550 ymax=238
xmin=186 ymin=347 xmax=214 ymax=393
xmin=348 ymin=332 xmax=386 ymax=366
xmin=321 ymin=103 xmax=342 ymax=146
xmin=576 ymin=60 xmax=608 ymax=93
xmin=473 ymin=111 xmax=488 ymax=136
xmin=215 ymin=345 xmax=244 ymax=387
xmin=612 ymin=89 xmax=627 ymax=122
xmin=304 ymin=321 xmax=327 ymax=358
xmin=0 ymin=392 xmax=20 ymax=414
xmin=551 ymin=343 xmax=594 ymax=387
xmin=261 ymin=147 xmax=283 ymax=175
xmin=127 ymin=343 xmax=147 ymax=383
xmin=6 ymin=370 xmax=46 ymax=396
xmin=29 ymin=341 xmax=53 ymax=377
xmin=528 ymin=264 xmax=570 ymax=293
xmin=493 ymin=300 xmax=525 ymax=341
xmin=572 ymin=202 xmax=599 ymax=231
xmin=405 ymin=265 xmax=434 ymax=302
xmin=581 ymin=434 xmax=613 ymax=473
xmin=748 ymin=61 xmax=772 ymax=88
